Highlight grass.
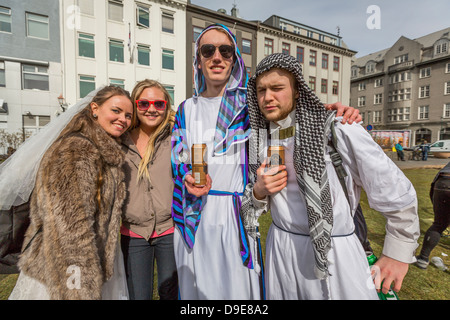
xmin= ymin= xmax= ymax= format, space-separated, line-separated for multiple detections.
xmin=1 ymin=168 xmax=448 ymax=300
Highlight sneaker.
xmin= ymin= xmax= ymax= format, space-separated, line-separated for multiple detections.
xmin=415 ymin=257 xmax=429 ymax=269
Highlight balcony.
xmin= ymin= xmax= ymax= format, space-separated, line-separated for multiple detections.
xmin=388 ymin=60 xmax=414 ymax=73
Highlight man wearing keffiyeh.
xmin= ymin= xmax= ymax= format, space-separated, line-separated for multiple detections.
xmin=171 ymin=24 xmax=362 ymax=300
xmin=241 ymin=53 xmax=420 ymax=300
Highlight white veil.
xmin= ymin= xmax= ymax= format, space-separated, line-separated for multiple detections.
xmin=0 ymin=88 xmax=103 ymax=210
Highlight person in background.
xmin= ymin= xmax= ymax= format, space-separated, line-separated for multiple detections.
xmin=420 ymin=140 xmax=430 ymax=161
xmin=395 ymin=139 xmax=405 ymax=161
xmin=120 ymin=79 xmax=177 ymax=300
xmin=416 ymin=161 xmax=450 ymax=269
xmin=7 ymin=86 xmax=134 ymax=299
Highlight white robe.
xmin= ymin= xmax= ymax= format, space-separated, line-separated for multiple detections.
xmin=256 ymin=114 xmax=419 ymax=300
xmin=174 ymin=96 xmax=261 ymax=300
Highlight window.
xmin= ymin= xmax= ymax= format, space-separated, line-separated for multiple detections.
xmin=79 ymin=75 xmax=95 ymax=98
xmin=137 ymin=44 xmax=150 ymax=66
xmin=373 ymin=111 xmax=382 ymax=123
xmin=108 ymin=0 xmax=123 ymax=22
xmin=358 ymin=96 xmax=366 ymax=107
xmin=445 ymin=81 xmax=450 ymax=95
xmin=193 ymin=26 xmax=203 ymax=42
xmin=78 ymin=33 xmax=95 ymax=58
xmin=443 ymin=103 xmax=450 ymax=118
xmin=394 ymin=54 xmax=408 ymax=64
xmin=333 ymin=56 xmax=340 ymax=71
xmin=264 ymin=38 xmax=273 ymax=56
xmin=307 ymin=30 xmax=314 ymax=38
xmin=293 ymin=26 xmax=301 ymax=35
xmin=419 ymin=105 xmax=429 ymax=120
xmin=374 ymin=78 xmax=383 ymax=87
xmin=389 ymin=71 xmax=411 ymax=84
xmin=435 ymin=40 xmax=448 ymax=55
xmin=0 ymin=6 xmax=12 ymax=33
xmin=296 ymin=47 xmax=304 ymax=63
xmin=389 ymin=88 xmax=411 ymax=102
xmin=366 ymin=62 xmax=375 ymax=73
xmin=420 ymin=67 xmax=431 ymax=78
xmin=309 ymin=50 xmax=316 ymax=66
xmin=110 ymin=78 xmax=125 ymax=89
xmin=322 ymin=53 xmax=328 ymax=69
xmin=419 ymin=85 xmax=430 ymax=98
xmin=358 ymin=83 xmax=366 ymax=91
xmin=374 ymin=93 xmax=383 ymax=104
xmin=351 ymin=67 xmax=358 ymax=78
xmin=282 ymin=43 xmax=290 ymax=56
xmin=162 ymin=49 xmax=174 ymax=70
xmin=22 ymin=64 xmax=49 ymax=91
xmin=76 ymin=0 xmax=94 ymax=16
xmin=137 ymin=5 xmax=149 ymax=28
xmin=162 ymin=12 xmax=174 ymax=33
xmin=332 ymin=81 xmax=339 ymax=95
xmin=321 ymin=79 xmax=327 ymax=94
xmin=446 ymin=63 xmax=450 ymax=73
xmin=23 ymin=115 xmax=51 ymax=137
xmin=109 ymin=39 xmax=124 ymax=62
xmin=164 ymin=85 xmax=174 ymax=105
xmin=0 ymin=61 xmax=5 ymax=87
xmin=26 ymin=13 xmax=49 ymax=39
xmin=242 ymin=39 xmax=251 ymax=55
xmin=309 ymin=76 xmax=316 ymax=92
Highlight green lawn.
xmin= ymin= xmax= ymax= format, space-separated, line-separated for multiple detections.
xmin=1 ymin=168 xmax=448 ymax=300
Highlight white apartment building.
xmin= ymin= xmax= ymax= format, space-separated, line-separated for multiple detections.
xmin=60 ymin=0 xmax=187 ymax=109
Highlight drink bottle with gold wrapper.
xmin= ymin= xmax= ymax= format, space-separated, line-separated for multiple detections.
xmin=191 ymin=143 xmax=207 ymax=186
xmin=266 ymin=145 xmax=285 ymax=174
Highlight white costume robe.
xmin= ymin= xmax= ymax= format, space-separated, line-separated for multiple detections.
xmin=174 ymin=96 xmax=262 ymax=300
xmin=255 ymin=112 xmax=419 ymax=300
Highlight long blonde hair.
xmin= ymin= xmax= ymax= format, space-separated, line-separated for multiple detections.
xmin=130 ymin=79 xmax=174 ymax=181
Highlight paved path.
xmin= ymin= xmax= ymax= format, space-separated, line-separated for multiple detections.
xmin=388 ymin=154 xmax=450 ymax=170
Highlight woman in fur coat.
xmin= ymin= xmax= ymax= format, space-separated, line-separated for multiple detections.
xmin=8 ymin=85 xmax=134 ymax=300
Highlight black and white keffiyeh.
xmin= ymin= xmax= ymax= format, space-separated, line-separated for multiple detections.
xmin=242 ymin=53 xmax=335 ymax=279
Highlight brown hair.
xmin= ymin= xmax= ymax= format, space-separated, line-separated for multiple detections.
xmin=59 ymin=85 xmax=133 ymax=137
xmin=130 ymin=79 xmax=174 ymax=181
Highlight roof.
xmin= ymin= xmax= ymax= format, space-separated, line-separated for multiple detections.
xmin=352 ymin=27 xmax=450 ymax=67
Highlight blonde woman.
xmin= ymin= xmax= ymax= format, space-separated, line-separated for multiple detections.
xmin=120 ymin=79 xmax=177 ymax=300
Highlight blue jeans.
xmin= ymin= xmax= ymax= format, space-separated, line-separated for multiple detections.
xmin=121 ymin=233 xmax=178 ymax=300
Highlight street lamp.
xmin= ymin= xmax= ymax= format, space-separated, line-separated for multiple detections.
xmin=57 ymin=94 xmax=67 ymax=112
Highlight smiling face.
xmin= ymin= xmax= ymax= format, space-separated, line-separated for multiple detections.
xmin=256 ymin=68 xmax=299 ymax=122
xmin=90 ymin=95 xmax=133 ymax=137
xmin=197 ymin=29 xmax=235 ymax=95
xmin=136 ymin=87 xmax=167 ymax=132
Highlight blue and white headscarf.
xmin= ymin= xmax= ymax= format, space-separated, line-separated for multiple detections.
xmin=193 ymin=23 xmax=250 ymax=156
xmin=171 ymin=24 xmax=252 ymax=266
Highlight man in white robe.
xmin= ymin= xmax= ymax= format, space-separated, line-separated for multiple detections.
xmin=241 ymin=53 xmax=420 ymax=300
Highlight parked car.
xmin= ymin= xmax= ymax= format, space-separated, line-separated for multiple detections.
xmin=430 ymin=140 xmax=450 ymax=159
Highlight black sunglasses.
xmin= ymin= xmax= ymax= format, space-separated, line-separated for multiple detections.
xmin=200 ymin=44 xmax=234 ymax=59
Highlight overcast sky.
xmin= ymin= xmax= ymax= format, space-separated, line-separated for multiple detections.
xmin=190 ymin=0 xmax=450 ymax=58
